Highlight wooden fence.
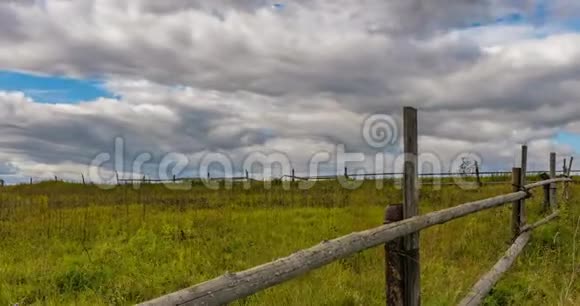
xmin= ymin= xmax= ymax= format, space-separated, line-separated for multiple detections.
xmin=19 ymin=159 xmax=574 ymax=187
xmin=115 ymin=168 xmax=576 ymax=186
xmin=137 ymin=107 xmax=575 ymax=306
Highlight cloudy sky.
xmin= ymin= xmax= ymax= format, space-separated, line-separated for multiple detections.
xmin=1 ymin=0 xmax=580 ymax=183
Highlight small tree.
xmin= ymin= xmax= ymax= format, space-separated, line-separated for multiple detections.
xmin=458 ymin=157 xmax=476 ymax=176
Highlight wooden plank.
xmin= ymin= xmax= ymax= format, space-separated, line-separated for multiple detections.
xmin=458 ymin=231 xmax=531 ymax=306
xmin=138 ymin=191 xmax=528 ymax=306
xmin=524 ymin=177 xmax=570 ymax=189
xmin=403 ymin=106 xmax=420 ymax=306
xmin=385 ymin=204 xmax=404 ymax=306
xmin=512 ymin=168 xmax=522 ymax=239
xmin=521 ymin=210 xmax=560 ymax=232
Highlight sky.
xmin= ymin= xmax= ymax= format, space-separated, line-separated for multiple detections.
xmin=1 ymin=0 xmax=580 ymax=183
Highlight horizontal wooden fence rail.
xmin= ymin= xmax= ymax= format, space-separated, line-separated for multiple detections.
xmin=521 ymin=210 xmax=560 ymax=233
xmin=459 ymin=211 xmax=564 ymax=306
xmin=138 ymin=177 xmax=570 ymax=306
xmin=112 ymin=169 xmax=574 ymax=186
xmin=458 ymin=231 xmax=532 ymax=306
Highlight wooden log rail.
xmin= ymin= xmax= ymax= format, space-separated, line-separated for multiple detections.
xmin=458 ymin=209 xmax=562 ymax=306
xmin=138 ymin=177 xmax=571 ymax=306
xmin=458 ymin=231 xmax=532 ymax=306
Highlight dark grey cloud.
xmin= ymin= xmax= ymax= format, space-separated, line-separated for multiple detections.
xmin=0 ymin=0 xmax=521 ymax=91
xmin=0 ymin=1 xmax=579 ymax=181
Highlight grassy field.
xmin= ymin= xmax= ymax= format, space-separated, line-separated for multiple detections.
xmin=0 ymin=179 xmax=578 ymax=305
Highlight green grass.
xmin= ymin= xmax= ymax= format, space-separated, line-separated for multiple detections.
xmin=0 ymin=180 xmax=578 ymax=305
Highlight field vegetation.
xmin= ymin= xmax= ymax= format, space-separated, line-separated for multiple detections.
xmin=0 ymin=177 xmax=578 ymax=305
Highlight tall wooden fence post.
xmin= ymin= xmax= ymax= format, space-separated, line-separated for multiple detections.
xmin=565 ymin=157 xmax=574 ymax=200
xmin=385 ymin=204 xmax=404 ymax=306
xmin=511 ymin=168 xmax=523 ymax=239
xmin=542 ymin=177 xmax=550 ymax=212
xmin=475 ymin=161 xmax=481 ymax=187
xmin=563 ymin=158 xmax=568 ymax=175
xmin=550 ymin=152 xmax=557 ymax=209
xmin=402 ymin=106 xmax=420 ymax=306
xmin=520 ymin=145 xmax=527 ymax=225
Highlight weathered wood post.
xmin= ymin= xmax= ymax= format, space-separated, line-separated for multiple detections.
xmin=521 ymin=146 xmax=527 ymax=185
xmin=563 ymin=158 xmax=568 ymax=175
xmin=81 ymin=173 xmax=86 ymax=185
xmin=563 ymin=158 xmax=568 ymax=200
xmin=550 ymin=152 xmax=557 ymax=209
xmin=385 ymin=204 xmax=404 ymax=306
xmin=520 ymin=145 xmax=527 ymax=225
xmin=344 ymin=167 xmax=349 ymax=180
xmin=402 ymin=106 xmax=420 ymax=306
xmin=292 ymin=169 xmax=295 ymax=182
xmin=511 ymin=167 xmax=523 ymax=239
xmin=540 ymin=172 xmax=550 ymax=212
xmin=564 ymin=156 xmax=574 ymax=200
xmin=475 ymin=161 xmax=481 ymax=187
xmin=30 ymin=177 xmax=33 ymax=185
xmin=245 ymin=170 xmax=249 ymax=181
xmin=173 ymin=174 xmax=176 ymax=183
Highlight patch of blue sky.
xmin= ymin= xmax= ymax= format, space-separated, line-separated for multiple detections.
xmin=469 ymin=12 xmax=526 ymax=28
xmin=556 ymin=132 xmax=580 ymax=153
xmin=469 ymin=0 xmax=580 ymax=34
xmin=0 ymin=70 xmax=116 ymax=104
